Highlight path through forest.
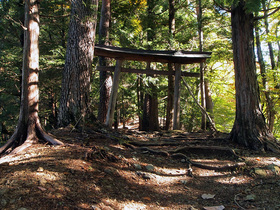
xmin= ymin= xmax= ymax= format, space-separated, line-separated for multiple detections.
xmin=0 ymin=126 xmax=280 ymax=209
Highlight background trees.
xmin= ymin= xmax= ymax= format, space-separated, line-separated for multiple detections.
xmin=58 ymin=0 xmax=99 ymax=128
xmin=0 ymin=0 xmax=63 ymax=155
xmin=0 ymin=0 xmax=280 ymax=149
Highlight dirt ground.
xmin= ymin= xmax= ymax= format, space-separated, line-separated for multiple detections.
xmin=0 ymin=125 xmax=280 ymax=210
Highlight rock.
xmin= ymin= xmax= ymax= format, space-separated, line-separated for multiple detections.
xmin=1 ymin=199 xmax=7 ymax=207
xmin=189 ymin=206 xmax=199 ymax=210
xmin=201 ymin=194 xmax=215 ymax=200
xmin=181 ymin=159 xmax=186 ymax=163
xmin=180 ymin=180 xmax=188 ymax=185
xmin=142 ymin=173 xmax=151 ymax=180
xmin=37 ymin=167 xmax=44 ymax=172
xmin=18 ymin=208 xmax=28 ymax=210
xmin=245 ymin=194 xmax=256 ymax=201
xmin=135 ymin=171 xmax=143 ymax=176
xmin=254 ymin=168 xmax=267 ymax=176
xmin=145 ymin=164 xmax=155 ymax=171
xmin=133 ymin=164 xmax=142 ymax=170
xmin=267 ymin=164 xmax=280 ymax=175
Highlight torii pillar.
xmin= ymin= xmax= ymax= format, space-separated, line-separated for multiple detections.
xmin=105 ymin=60 xmax=123 ymax=128
xmin=173 ymin=63 xmax=181 ymax=130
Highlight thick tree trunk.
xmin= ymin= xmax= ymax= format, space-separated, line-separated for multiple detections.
xmin=0 ymin=0 xmax=63 ymax=156
xmin=58 ymin=0 xmax=98 ymax=128
xmin=141 ymin=63 xmax=159 ymax=131
xmin=142 ymin=92 xmax=159 ymax=131
xmin=141 ymin=0 xmax=159 ymax=131
xmin=98 ymin=0 xmax=112 ymax=124
xmin=229 ymin=1 xmax=276 ymax=151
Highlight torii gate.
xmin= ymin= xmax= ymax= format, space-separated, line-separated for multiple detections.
xmin=94 ymin=44 xmax=211 ymax=130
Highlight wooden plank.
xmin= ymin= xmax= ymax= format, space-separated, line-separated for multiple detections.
xmin=173 ymin=63 xmax=181 ymax=130
xmin=97 ymin=66 xmax=200 ymax=77
xmin=105 ymin=60 xmax=123 ymax=128
xmin=94 ymin=44 xmax=211 ymax=64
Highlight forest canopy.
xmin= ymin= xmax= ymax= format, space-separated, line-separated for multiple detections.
xmin=0 ymin=0 xmax=280 ymax=145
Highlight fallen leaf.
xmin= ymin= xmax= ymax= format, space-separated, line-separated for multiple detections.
xmin=203 ymin=205 xmax=225 ymax=210
xmin=38 ymin=186 xmax=47 ymax=191
xmin=202 ymin=194 xmax=215 ymax=199
xmin=143 ymin=197 xmax=151 ymax=201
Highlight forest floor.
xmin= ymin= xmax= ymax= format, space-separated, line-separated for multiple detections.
xmin=0 ymin=125 xmax=280 ymax=210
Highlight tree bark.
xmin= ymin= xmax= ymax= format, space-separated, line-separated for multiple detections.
xmin=0 ymin=0 xmax=63 ymax=156
xmin=261 ymin=0 xmax=276 ymax=131
xmin=58 ymin=0 xmax=98 ymax=128
xmin=255 ymin=17 xmax=275 ymax=132
xmin=196 ymin=0 xmax=206 ymax=130
xmin=165 ymin=0 xmax=175 ymax=130
xmin=141 ymin=63 xmax=159 ymax=131
xmin=166 ymin=63 xmax=174 ymax=130
xmin=205 ymin=79 xmax=214 ymax=130
xmin=141 ymin=0 xmax=159 ymax=131
xmin=229 ymin=0 xmax=276 ymax=151
xmin=98 ymin=0 xmax=112 ymax=124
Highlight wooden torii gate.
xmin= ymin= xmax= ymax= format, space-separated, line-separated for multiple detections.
xmin=94 ymin=44 xmax=211 ymax=130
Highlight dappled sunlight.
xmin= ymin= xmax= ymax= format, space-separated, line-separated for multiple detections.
xmin=100 ymin=198 xmax=147 ymax=210
xmin=33 ymin=169 xmax=62 ymax=183
xmin=215 ymin=175 xmax=253 ymax=185
xmin=245 ymin=156 xmax=280 ymax=166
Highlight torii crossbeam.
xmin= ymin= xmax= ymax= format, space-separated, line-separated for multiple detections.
xmin=94 ymin=44 xmax=211 ymax=130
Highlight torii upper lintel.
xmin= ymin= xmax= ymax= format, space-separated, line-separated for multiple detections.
xmin=94 ymin=44 xmax=212 ymax=130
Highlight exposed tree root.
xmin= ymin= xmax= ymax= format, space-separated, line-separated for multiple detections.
xmin=171 ymin=153 xmax=245 ymax=171
xmin=123 ymin=142 xmax=245 ymax=172
xmin=137 ymin=147 xmax=170 ymax=157
xmin=129 ymin=141 xmax=187 ymax=147
xmin=0 ymin=123 xmax=63 ymax=157
xmin=168 ymin=145 xmax=240 ymax=159
xmin=264 ymin=139 xmax=280 ymax=154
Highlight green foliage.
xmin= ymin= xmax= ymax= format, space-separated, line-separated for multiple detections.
xmin=1 ymin=0 xmax=279 ymax=138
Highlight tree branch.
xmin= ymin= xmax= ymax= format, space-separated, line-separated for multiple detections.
xmin=181 ymin=77 xmax=218 ymax=132
xmin=254 ymin=7 xmax=280 ymax=21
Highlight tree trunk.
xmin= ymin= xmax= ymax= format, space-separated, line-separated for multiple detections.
xmin=196 ymin=0 xmax=206 ymax=130
xmin=141 ymin=0 xmax=159 ymax=131
xmin=0 ymin=0 xmax=63 ymax=156
xmin=205 ymin=79 xmax=214 ymax=130
xmin=165 ymin=0 xmax=175 ymax=130
xmin=229 ymin=0 xmax=275 ymax=151
xmin=166 ymin=63 xmax=174 ymax=130
xmin=262 ymin=0 xmax=276 ymax=71
xmin=58 ymin=0 xmax=98 ymax=128
xmin=141 ymin=63 xmax=159 ymax=131
xmin=261 ymin=0 xmax=276 ymax=131
xmin=255 ymin=18 xmax=275 ymax=132
xmin=137 ymin=75 xmax=144 ymax=130
xmin=98 ymin=0 xmax=112 ymax=124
